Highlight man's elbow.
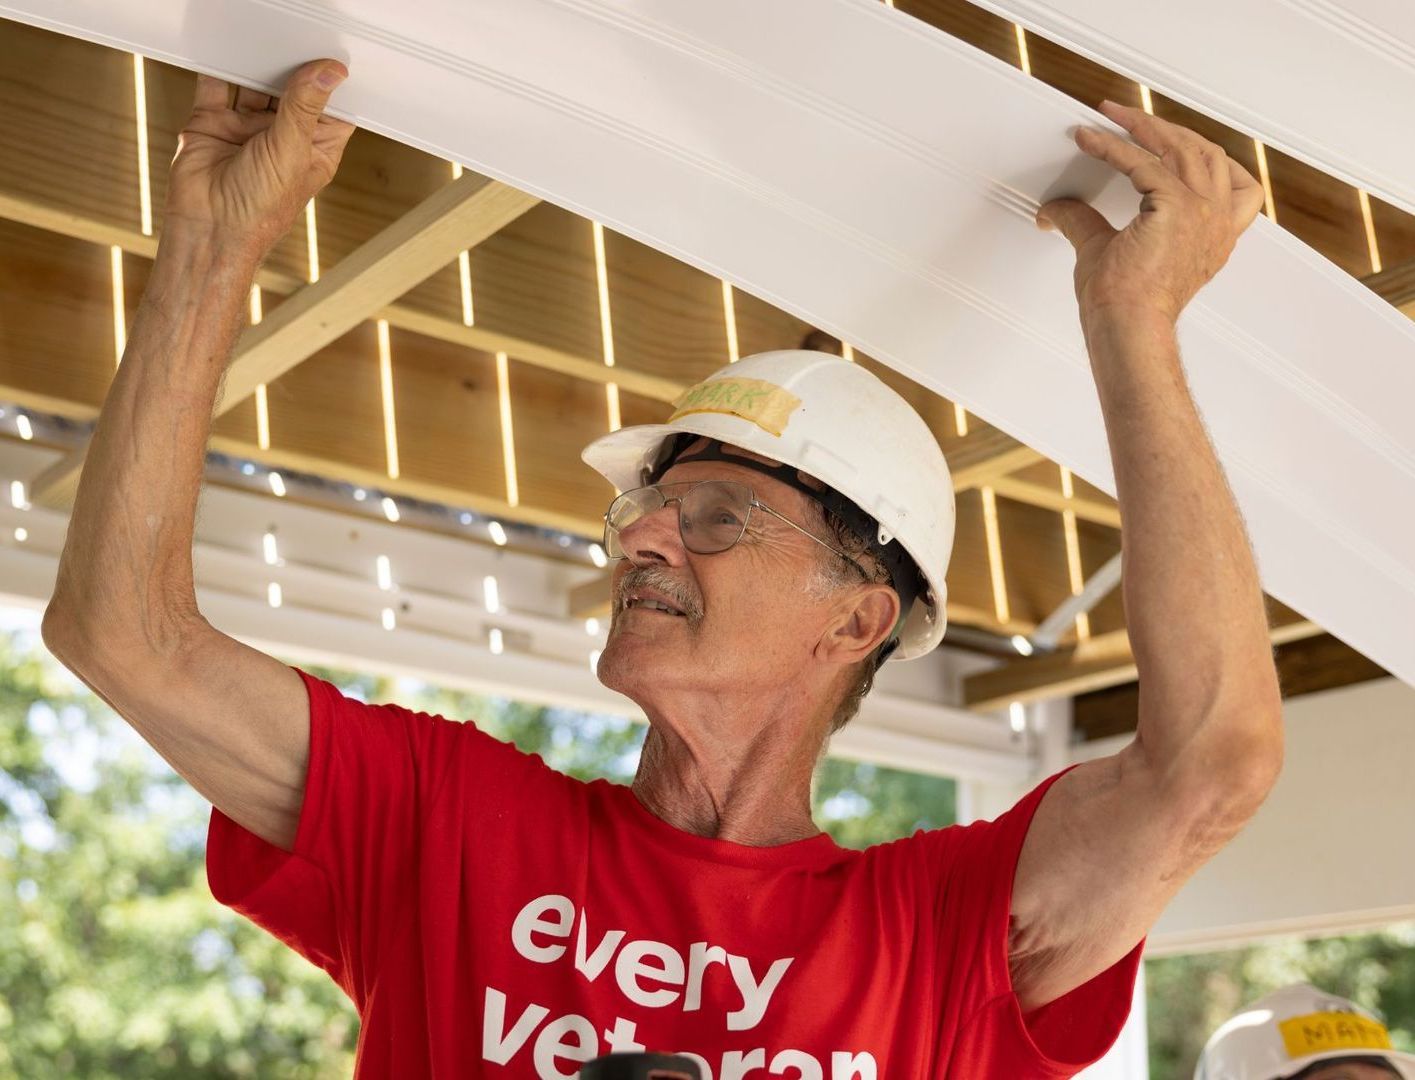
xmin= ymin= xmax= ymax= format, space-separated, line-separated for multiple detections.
xmin=1218 ymin=721 xmax=1283 ymax=815
xmin=1172 ymin=691 xmax=1285 ymax=831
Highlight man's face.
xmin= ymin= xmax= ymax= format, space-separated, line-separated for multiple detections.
xmin=594 ymin=445 xmax=854 ymax=710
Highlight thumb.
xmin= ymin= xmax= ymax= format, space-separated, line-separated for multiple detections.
xmin=272 ymin=59 xmax=347 ymax=147
xmin=1036 ymin=197 xmax=1115 ymax=251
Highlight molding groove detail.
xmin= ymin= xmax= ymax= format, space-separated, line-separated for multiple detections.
xmin=973 ymin=0 xmax=1415 ymax=214
xmin=3 ymin=0 xmax=1414 ymax=685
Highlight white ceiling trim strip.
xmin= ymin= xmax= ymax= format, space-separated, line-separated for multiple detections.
xmin=969 ymin=0 xmax=1415 ymax=216
xmin=3 ymin=0 xmax=1413 ymax=685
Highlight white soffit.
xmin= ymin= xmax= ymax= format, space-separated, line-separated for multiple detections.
xmin=4 ymin=0 xmax=1415 ymax=686
xmin=970 ymin=0 xmax=1415 ymax=216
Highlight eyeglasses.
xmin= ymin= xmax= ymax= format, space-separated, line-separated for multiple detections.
xmin=603 ymin=480 xmax=868 ymax=576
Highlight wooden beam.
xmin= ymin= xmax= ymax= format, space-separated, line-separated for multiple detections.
xmin=962 ymin=611 xmax=1322 ymax=712
xmin=218 ymin=173 xmax=539 ymax=408
xmin=5 ymin=423 xmax=602 ymax=541
xmin=202 ymin=434 xmax=602 ymax=537
xmin=947 ymin=427 xmax=1043 ymax=491
xmin=29 ymin=174 xmax=540 ymax=506
xmin=1364 ymin=257 xmax=1415 ymax=308
xmin=1073 ymin=632 xmax=1392 ymax=741
xmin=0 ymin=191 xmax=683 ymax=405
xmin=988 ymin=475 xmax=1122 ymax=529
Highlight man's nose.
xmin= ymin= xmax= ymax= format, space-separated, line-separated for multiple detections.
xmin=617 ymin=503 xmax=686 ymax=567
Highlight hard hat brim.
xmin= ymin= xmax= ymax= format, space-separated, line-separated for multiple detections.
xmin=582 ymin=424 xmax=684 ymax=494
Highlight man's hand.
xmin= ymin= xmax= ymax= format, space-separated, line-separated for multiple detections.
xmin=1037 ymin=100 xmax=1267 ymax=327
xmin=164 ymin=59 xmax=355 ymax=265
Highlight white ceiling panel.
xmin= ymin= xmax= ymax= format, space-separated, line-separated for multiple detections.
xmin=970 ymin=0 xmax=1415 ymax=216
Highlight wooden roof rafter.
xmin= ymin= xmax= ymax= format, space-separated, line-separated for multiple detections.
xmin=30 ymin=170 xmax=541 ymax=507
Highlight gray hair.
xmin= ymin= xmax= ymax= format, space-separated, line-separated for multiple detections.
xmin=801 ymin=501 xmax=894 ymax=734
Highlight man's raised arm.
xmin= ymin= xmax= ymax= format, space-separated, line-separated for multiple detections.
xmin=1004 ymin=101 xmax=1284 ymax=1010
xmin=41 ymin=61 xmax=355 ymax=851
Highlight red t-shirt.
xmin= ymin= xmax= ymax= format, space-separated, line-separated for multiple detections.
xmin=207 ymin=670 xmax=1140 ymax=1079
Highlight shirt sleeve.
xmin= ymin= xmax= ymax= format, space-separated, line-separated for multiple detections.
xmin=205 ymin=668 xmax=467 ymax=1007
xmin=933 ymin=768 xmax=1144 ymax=1077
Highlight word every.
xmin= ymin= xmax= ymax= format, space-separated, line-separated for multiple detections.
xmin=482 ymin=894 xmax=879 ymax=1079
xmin=511 ymin=893 xmax=792 ymax=1031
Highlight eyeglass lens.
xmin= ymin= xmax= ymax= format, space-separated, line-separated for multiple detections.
xmin=604 ymin=481 xmax=753 ymax=558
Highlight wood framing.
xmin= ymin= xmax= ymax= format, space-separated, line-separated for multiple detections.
xmin=947 ymin=427 xmax=1043 ymax=491
xmin=1365 ymin=257 xmax=1415 ymax=309
xmin=28 ymin=173 xmax=540 ymax=505
xmin=962 ymin=611 xmax=1322 ymax=712
xmin=987 ymin=474 xmax=1122 ymax=529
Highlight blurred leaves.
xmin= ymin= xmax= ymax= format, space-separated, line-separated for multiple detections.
xmin=1146 ymin=925 xmax=1415 ymax=1078
xmin=1 ymin=633 xmax=356 ymax=1080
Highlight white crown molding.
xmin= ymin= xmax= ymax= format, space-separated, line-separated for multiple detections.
xmin=971 ymin=0 xmax=1415 ymax=216
xmin=3 ymin=0 xmax=1413 ymax=688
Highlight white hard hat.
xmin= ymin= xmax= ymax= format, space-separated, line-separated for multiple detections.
xmin=1196 ymin=984 xmax=1415 ymax=1080
xmin=581 ymin=350 xmax=955 ymax=659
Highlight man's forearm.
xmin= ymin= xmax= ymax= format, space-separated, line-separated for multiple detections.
xmin=47 ymin=226 xmax=258 ymax=652
xmin=1086 ymin=313 xmax=1281 ymax=770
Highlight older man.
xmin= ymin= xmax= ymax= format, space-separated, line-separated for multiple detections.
xmin=42 ymin=55 xmax=1282 ymax=1079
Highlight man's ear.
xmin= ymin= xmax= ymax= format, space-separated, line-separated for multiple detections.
xmin=814 ymin=584 xmax=899 ymax=666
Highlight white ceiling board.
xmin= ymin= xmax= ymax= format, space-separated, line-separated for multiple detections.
xmin=968 ymin=0 xmax=1415 ymax=217
xmin=4 ymin=0 xmax=1414 ymax=686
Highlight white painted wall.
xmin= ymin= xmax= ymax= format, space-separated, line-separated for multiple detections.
xmin=1151 ymin=676 xmax=1415 ymax=953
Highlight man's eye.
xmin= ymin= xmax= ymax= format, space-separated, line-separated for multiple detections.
xmin=705 ymin=505 xmax=745 ymax=527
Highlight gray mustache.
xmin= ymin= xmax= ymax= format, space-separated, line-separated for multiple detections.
xmin=615 ymin=564 xmax=703 ymax=623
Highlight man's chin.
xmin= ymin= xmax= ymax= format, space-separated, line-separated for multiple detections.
xmin=596 ymin=637 xmax=669 ymax=696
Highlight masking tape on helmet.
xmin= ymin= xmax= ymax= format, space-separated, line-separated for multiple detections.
xmin=1278 ymin=1013 xmax=1394 ymax=1059
xmin=669 ymin=378 xmax=802 ymax=438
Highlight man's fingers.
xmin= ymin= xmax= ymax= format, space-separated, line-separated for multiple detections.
xmin=1075 ymin=127 xmax=1175 ymax=196
xmin=1227 ymin=156 xmax=1260 ymax=196
xmin=1098 ymin=100 xmax=1214 ymax=159
xmin=270 ymin=59 xmax=348 ymax=152
xmin=192 ymin=74 xmax=230 ymax=113
xmin=1037 ymin=198 xmax=1115 ymax=251
xmin=234 ymin=86 xmax=273 ymax=113
xmin=312 ymin=114 xmax=358 ymax=166
xmin=1229 ymin=161 xmax=1267 ymax=230
xmin=1097 ymin=100 xmax=1227 ymax=193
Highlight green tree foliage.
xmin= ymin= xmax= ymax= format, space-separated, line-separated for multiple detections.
xmin=0 ymin=631 xmax=358 ymax=1079
xmin=1145 ymin=925 xmax=1415 ymax=1079
xmin=813 ymin=757 xmax=956 ymax=850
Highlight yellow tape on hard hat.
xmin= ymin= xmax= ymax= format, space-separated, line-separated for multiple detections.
xmin=669 ymin=378 xmax=802 ymax=437
xmin=1279 ymin=1011 xmax=1393 ymax=1058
